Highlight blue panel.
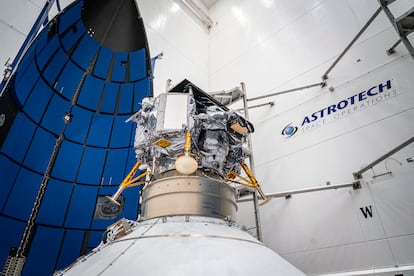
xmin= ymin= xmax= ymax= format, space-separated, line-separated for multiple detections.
xmin=125 ymin=147 xmax=137 ymax=176
xmin=56 ymin=60 xmax=84 ymax=101
xmin=15 ymin=44 xmax=37 ymax=84
xmin=87 ymin=230 xmax=104 ymax=248
xmin=71 ymin=36 xmax=99 ymax=70
xmin=3 ymin=168 xmax=42 ymax=220
xmin=36 ymin=35 xmax=59 ymax=70
xmin=130 ymin=123 xmax=136 ymax=144
xmin=1 ymin=113 xmax=36 ymax=163
xmin=100 ymin=82 xmax=118 ymax=114
xmin=56 ymin=230 xmax=84 ymax=270
xmin=111 ymin=52 xmax=128 ymax=82
xmin=77 ymin=147 xmax=106 ymax=184
xmin=110 ymin=116 xmax=132 ymax=148
xmin=133 ymin=77 xmax=151 ymax=109
xmin=93 ymin=46 xmax=113 ymax=79
xmin=24 ymin=77 xmax=53 ymax=122
xmin=77 ymin=75 xmax=104 ymax=110
xmin=36 ymin=179 xmax=72 ymax=226
xmin=61 ymin=22 xmax=84 ymax=53
xmin=102 ymin=148 xmax=128 ymax=185
xmin=0 ymin=217 xmax=25 ymax=266
xmin=118 ymin=83 xmax=133 ymax=114
xmin=24 ymin=127 xmax=55 ymax=173
xmin=34 ymin=25 xmax=50 ymax=56
xmin=58 ymin=0 xmax=82 ymax=33
xmin=43 ymin=48 xmax=68 ymax=85
xmin=52 ymin=140 xmax=83 ymax=180
xmin=122 ymin=185 xmax=140 ymax=220
xmin=65 ymin=184 xmax=98 ymax=228
xmin=91 ymin=216 xmax=117 ymax=230
xmin=65 ymin=106 xmax=92 ymax=143
xmin=24 ymin=226 xmax=64 ymax=276
xmin=86 ymin=114 xmax=113 ymax=147
xmin=14 ymin=62 xmax=40 ymax=106
xmin=41 ymin=94 xmax=70 ymax=135
xmin=129 ymin=48 xmax=146 ymax=81
xmin=0 ymin=156 xmax=20 ymax=209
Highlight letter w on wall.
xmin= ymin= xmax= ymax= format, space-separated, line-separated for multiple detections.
xmin=360 ymin=205 xmax=373 ymax=218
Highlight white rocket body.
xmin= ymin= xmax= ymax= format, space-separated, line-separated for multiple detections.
xmin=57 ymin=216 xmax=304 ymax=275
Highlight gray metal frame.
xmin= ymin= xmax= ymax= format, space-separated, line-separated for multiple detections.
xmin=241 ymin=82 xmax=263 ymax=242
xmin=379 ymin=0 xmax=414 ymax=58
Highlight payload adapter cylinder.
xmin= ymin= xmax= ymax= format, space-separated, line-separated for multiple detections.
xmin=56 ymin=82 xmax=305 ymax=275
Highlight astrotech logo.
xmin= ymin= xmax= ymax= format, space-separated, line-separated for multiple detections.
xmin=281 ymin=123 xmax=298 ymax=138
xmin=280 ymin=79 xmax=399 ymax=138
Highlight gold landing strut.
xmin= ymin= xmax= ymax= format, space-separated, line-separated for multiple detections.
xmin=227 ymin=161 xmax=268 ymax=204
xmin=107 ymin=161 xmax=149 ymax=204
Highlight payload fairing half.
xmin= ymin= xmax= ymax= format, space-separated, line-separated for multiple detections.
xmin=0 ymin=0 xmax=152 ymax=274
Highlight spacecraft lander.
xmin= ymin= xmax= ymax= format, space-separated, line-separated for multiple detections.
xmin=55 ymin=80 xmax=305 ymax=275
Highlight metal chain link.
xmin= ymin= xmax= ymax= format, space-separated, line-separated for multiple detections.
xmin=15 ymin=51 xmax=99 ymax=261
xmin=17 ymin=129 xmax=66 ymax=258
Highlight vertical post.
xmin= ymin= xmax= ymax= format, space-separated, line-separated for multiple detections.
xmin=240 ymin=82 xmax=262 ymax=242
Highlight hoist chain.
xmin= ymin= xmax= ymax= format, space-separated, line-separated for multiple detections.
xmin=16 ymin=45 xmax=99 ymax=260
xmin=16 ymin=127 xmax=66 ymax=258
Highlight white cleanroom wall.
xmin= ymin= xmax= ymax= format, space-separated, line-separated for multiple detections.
xmin=208 ymin=0 xmax=414 ymax=275
xmin=138 ymin=0 xmax=209 ymax=94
